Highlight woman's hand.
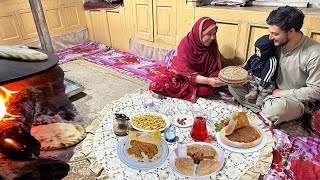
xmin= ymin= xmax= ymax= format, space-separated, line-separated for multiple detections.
xmin=208 ymin=77 xmax=227 ymax=87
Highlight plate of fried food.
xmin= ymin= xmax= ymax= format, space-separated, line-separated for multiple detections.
xmin=168 ymin=142 xmax=224 ymax=178
xmin=130 ymin=112 xmax=170 ymax=132
xmin=117 ymin=131 xmax=169 ymax=170
xmin=172 ymin=114 xmax=194 ymax=128
xmin=215 ymin=112 xmax=267 ymax=153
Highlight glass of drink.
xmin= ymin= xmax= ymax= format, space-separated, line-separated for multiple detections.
xmin=164 ymin=127 xmax=176 ymax=142
xmin=190 ymin=108 xmax=209 ymax=141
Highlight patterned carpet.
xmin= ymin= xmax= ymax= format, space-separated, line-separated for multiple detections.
xmin=55 ymin=41 xmax=167 ymax=82
xmin=263 ymin=119 xmax=320 ymax=179
xmin=56 ymin=42 xmax=320 ymax=179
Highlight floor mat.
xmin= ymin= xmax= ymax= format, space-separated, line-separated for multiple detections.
xmin=82 ymin=49 xmax=167 ymax=82
xmin=55 ymin=42 xmax=167 ymax=82
xmin=55 ymin=41 xmax=110 ymax=64
xmin=261 ymin=118 xmax=320 ymax=179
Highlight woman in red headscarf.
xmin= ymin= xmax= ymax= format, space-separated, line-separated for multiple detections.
xmin=149 ymin=17 xmax=226 ymax=102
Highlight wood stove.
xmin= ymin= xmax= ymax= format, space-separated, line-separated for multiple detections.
xmin=0 ymin=49 xmax=72 ymax=179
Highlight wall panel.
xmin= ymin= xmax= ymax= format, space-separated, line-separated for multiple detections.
xmin=0 ymin=13 xmax=23 ymax=44
xmin=246 ymin=25 xmax=269 ymax=59
xmin=17 ymin=9 xmax=38 ymax=39
xmin=310 ymin=31 xmax=320 ymax=44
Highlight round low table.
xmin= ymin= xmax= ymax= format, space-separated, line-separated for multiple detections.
xmin=92 ymin=93 xmax=273 ymax=179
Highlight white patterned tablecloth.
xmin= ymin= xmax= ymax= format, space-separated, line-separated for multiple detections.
xmin=93 ymin=94 xmax=273 ymax=180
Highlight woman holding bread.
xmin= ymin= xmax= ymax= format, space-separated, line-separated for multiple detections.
xmin=149 ymin=17 xmax=226 ymax=102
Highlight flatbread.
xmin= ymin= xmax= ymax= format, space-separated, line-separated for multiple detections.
xmin=0 ymin=46 xmax=48 ymax=61
xmin=218 ymin=66 xmax=248 ymax=85
xmin=175 ymin=158 xmax=194 ymax=176
xmin=197 ymin=159 xmax=220 ymax=176
xmin=224 ymin=112 xmax=250 ymax=135
xmin=220 ymin=125 xmax=262 ymax=148
xmin=30 ymin=123 xmax=86 ymax=150
xmin=220 ymin=112 xmax=262 ymax=148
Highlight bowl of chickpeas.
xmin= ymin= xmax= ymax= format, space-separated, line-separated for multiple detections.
xmin=130 ymin=112 xmax=170 ymax=132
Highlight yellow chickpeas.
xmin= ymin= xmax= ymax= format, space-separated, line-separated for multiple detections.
xmin=132 ymin=114 xmax=166 ymax=130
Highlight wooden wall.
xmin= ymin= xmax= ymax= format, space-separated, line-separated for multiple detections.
xmin=195 ymin=6 xmax=320 ymax=64
xmin=0 ymin=0 xmax=86 ymax=46
xmin=120 ymin=1 xmax=320 ymax=64
xmin=2 ymin=0 xmax=319 ymax=65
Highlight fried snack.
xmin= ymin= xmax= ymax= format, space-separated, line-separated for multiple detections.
xmin=200 ymin=145 xmax=217 ymax=159
xmin=175 ymin=158 xmax=194 ymax=176
xmin=197 ymin=159 xmax=220 ymax=176
xmin=127 ymin=140 xmax=159 ymax=160
xmin=187 ymin=144 xmax=202 ymax=156
xmin=132 ymin=114 xmax=166 ymax=130
xmin=126 ymin=131 xmax=163 ymax=162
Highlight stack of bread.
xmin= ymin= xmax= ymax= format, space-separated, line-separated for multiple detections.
xmin=218 ymin=66 xmax=248 ymax=85
xmin=175 ymin=144 xmax=220 ymax=176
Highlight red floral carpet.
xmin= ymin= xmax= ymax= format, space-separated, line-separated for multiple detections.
xmin=259 ymin=117 xmax=320 ymax=180
xmin=55 ymin=41 xmax=167 ymax=82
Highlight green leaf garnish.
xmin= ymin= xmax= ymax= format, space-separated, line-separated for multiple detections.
xmin=214 ymin=122 xmax=223 ymax=132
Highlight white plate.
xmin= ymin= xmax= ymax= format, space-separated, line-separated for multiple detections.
xmin=172 ymin=114 xmax=193 ymax=128
xmin=130 ymin=111 xmax=170 ymax=132
xmin=117 ymin=136 xmax=169 ymax=170
xmin=168 ymin=142 xmax=225 ymax=178
xmin=216 ymin=123 xmax=268 ymax=153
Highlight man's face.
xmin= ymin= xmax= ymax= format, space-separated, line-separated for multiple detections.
xmin=268 ymin=25 xmax=289 ymax=47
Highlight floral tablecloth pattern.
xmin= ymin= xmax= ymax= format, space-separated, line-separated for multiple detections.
xmin=91 ymin=93 xmax=273 ymax=179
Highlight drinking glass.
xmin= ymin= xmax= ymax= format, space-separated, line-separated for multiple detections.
xmin=190 ymin=108 xmax=209 ymax=141
xmin=164 ymin=127 xmax=176 ymax=142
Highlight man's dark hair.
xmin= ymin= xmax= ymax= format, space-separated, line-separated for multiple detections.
xmin=266 ymin=6 xmax=305 ymax=32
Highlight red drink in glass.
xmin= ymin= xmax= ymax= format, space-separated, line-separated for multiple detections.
xmin=190 ymin=116 xmax=209 ymax=141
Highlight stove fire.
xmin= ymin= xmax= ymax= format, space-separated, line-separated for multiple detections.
xmin=0 ymin=86 xmax=41 ymax=160
xmin=0 ymin=86 xmax=19 ymax=121
xmin=0 ymin=51 xmax=71 ymax=179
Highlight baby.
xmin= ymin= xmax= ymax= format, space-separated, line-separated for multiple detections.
xmin=243 ymin=34 xmax=277 ymax=107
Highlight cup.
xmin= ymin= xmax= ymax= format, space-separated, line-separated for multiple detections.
xmin=190 ymin=108 xmax=209 ymax=141
xmin=164 ymin=127 xmax=176 ymax=142
xmin=143 ymin=98 xmax=156 ymax=112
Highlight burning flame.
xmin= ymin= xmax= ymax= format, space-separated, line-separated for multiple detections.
xmin=0 ymin=86 xmax=19 ymax=121
xmin=4 ymin=138 xmax=23 ymax=151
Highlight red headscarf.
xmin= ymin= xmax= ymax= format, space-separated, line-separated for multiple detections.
xmin=170 ymin=17 xmax=222 ymax=77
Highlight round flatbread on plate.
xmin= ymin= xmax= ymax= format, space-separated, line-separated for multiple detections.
xmin=216 ymin=123 xmax=268 ymax=153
